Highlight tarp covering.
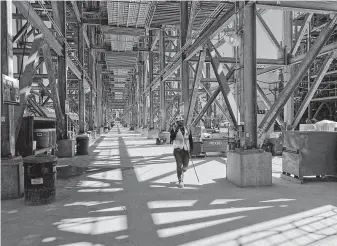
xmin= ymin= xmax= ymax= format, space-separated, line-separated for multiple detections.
xmin=314 ymin=120 xmax=337 ymax=132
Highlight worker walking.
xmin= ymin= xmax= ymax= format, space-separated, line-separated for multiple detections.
xmin=170 ymin=115 xmax=193 ymax=188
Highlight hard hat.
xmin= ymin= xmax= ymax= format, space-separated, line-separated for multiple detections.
xmin=175 ymin=115 xmax=184 ymax=122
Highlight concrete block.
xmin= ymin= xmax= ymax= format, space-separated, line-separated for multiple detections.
xmin=89 ymin=131 xmax=97 ymax=139
xmin=142 ymin=128 xmax=148 ymax=137
xmin=1 ymin=156 xmax=24 ymax=200
xmin=227 ymin=149 xmax=272 ymax=187
xmin=56 ymin=139 xmax=76 ymax=158
xmin=147 ymin=129 xmax=158 ymax=139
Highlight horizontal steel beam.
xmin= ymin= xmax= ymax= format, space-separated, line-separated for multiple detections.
xmin=257 ymin=1 xmax=337 ymax=13
xmin=311 ymin=96 xmax=337 ymax=102
xmin=189 ymin=56 xmax=285 ymax=65
xmin=290 ymin=42 xmax=337 ymax=64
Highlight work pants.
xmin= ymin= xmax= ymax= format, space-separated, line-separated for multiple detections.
xmin=173 ymin=148 xmax=189 ymax=182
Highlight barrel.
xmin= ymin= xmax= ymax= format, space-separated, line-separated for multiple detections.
xmin=34 ymin=129 xmax=50 ymax=148
xmin=50 ymin=129 xmax=56 ymax=146
xmin=104 ymin=127 xmax=109 ymax=133
xmin=23 ymin=154 xmax=57 ymax=206
xmin=76 ymin=135 xmax=89 ymax=155
xmin=46 ymin=129 xmax=53 ymax=147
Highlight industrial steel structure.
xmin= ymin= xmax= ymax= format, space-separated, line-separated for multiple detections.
xmin=1 ymin=1 xmax=337 ymax=157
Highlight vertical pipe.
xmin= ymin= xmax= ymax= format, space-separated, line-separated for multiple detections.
xmin=307 ymin=21 xmax=311 ymax=119
xmin=78 ymin=2 xmax=85 ymax=133
xmin=238 ymin=1 xmax=245 ymax=124
xmin=96 ymin=63 xmax=101 ymax=128
xmin=205 ymin=63 xmax=212 ymax=128
xmin=159 ymin=28 xmax=166 ymax=131
xmin=243 ymin=3 xmax=257 ymax=148
xmin=149 ymin=30 xmax=154 ymax=128
xmin=181 ymin=1 xmax=189 ymax=120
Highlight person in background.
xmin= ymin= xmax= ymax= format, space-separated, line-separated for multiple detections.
xmin=170 ymin=115 xmax=193 ymax=188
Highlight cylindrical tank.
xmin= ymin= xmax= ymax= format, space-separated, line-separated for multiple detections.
xmin=34 ymin=129 xmax=50 ymax=148
xmin=76 ymin=135 xmax=89 ymax=155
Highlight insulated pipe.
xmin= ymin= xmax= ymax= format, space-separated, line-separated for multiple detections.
xmin=257 ymin=14 xmax=337 ymax=143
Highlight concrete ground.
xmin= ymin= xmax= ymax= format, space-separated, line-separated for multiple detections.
xmin=2 ymin=125 xmax=337 ymax=246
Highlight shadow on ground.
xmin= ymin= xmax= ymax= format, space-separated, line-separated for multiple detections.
xmin=2 ymin=125 xmax=337 ymax=246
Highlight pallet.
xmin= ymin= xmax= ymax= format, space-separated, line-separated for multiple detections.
xmin=281 ymin=172 xmax=337 ymax=184
xmin=281 ymin=173 xmax=303 ymax=184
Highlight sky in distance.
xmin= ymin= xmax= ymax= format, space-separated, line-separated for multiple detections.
xmin=220 ymin=9 xmax=283 ymax=59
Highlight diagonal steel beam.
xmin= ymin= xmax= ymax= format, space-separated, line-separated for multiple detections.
xmin=189 ymin=62 xmax=229 ymax=121
xmin=207 ymin=45 xmax=238 ymax=128
xmin=257 ymin=14 xmax=337 ymax=144
xmin=42 ymin=43 xmax=66 ymax=138
xmin=291 ymin=13 xmax=314 ymax=56
xmin=13 ymin=1 xmax=63 ymax=56
xmin=187 ymin=1 xmax=198 ymax=40
xmin=192 ymin=68 xmax=235 ymax=127
xmin=256 ymin=11 xmax=282 ymax=53
xmin=27 ymin=96 xmax=48 ymax=117
xmin=148 ymin=2 xmax=244 ymax=92
xmin=15 ymin=34 xmax=44 ymax=140
xmin=12 ymin=22 xmax=29 ymax=43
xmin=187 ymin=47 xmax=206 ymax=126
xmin=41 ymin=96 xmax=51 ymax=106
xmin=70 ymin=1 xmax=82 ymax=23
xmin=256 ymin=84 xmax=285 ymax=130
xmin=292 ymin=52 xmax=336 ymax=128
xmin=200 ymin=82 xmax=228 ymax=119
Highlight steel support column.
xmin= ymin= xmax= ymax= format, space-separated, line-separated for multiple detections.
xmin=52 ymin=1 xmax=68 ymax=139
xmin=258 ymin=14 xmax=337 ymax=142
xmin=243 ymin=3 xmax=257 ymax=148
xmin=205 ymin=63 xmax=212 ymax=128
xmin=283 ymin=11 xmax=294 ymax=127
xmin=149 ymin=30 xmax=154 ymax=128
xmin=181 ymin=1 xmax=189 ymax=120
xmin=78 ymin=2 xmax=85 ymax=133
xmin=88 ymin=26 xmax=95 ymax=130
xmin=1 ymin=1 xmax=15 ymax=157
xmin=159 ymin=28 xmax=166 ymax=131
xmin=96 ymin=64 xmax=102 ymax=128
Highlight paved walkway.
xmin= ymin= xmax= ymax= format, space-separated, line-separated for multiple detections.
xmin=2 ymin=125 xmax=337 ymax=246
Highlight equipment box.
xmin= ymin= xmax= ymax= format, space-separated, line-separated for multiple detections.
xmin=202 ymin=138 xmax=227 ymax=153
xmin=282 ymin=131 xmax=337 ymax=178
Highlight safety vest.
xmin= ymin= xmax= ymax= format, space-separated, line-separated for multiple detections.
xmin=173 ymin=127 xmax=190 ymax=151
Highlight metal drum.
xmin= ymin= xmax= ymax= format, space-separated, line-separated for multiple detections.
xmin=76 ymin=135 xmax=89 ymax=155
xmin=34 ymin=129 xmax=50 ymax=148
xmin=23 ymin=155 xmax=57 ymax=206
